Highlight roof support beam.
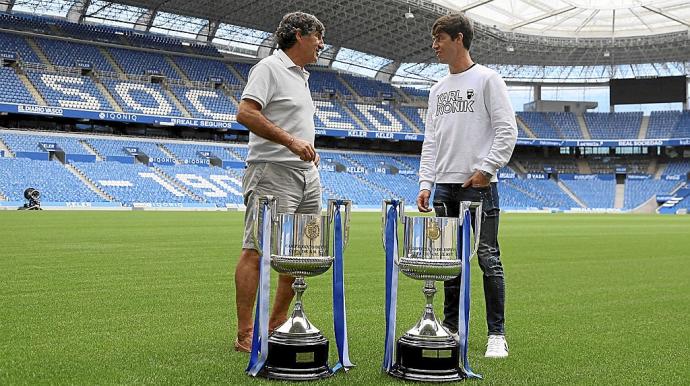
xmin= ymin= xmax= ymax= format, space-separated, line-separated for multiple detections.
xmin=456 ymin=0 xmax=494 ymax=12
xmin=509 ymin=6 xmax=576 ymax=30
xmin=66 ymin=0 xmax=91 ymax=24
xmin=134 ymin=9 xmax=156 ymax=32
xmin=0 ymin=0 xmax=15 ymax=13
xmin=375 ymin=60 xmax=401 ymax=83
xmin=197 ymin=19 xmax=220 ymax=42
xmin=575 ymin=9 xmax=599 ymax=34
xmin=257 ymin=34 xmax=276 ymax=58
xmin=317 ymin=46 xmax=340 ymax=68
xmin=642 ymin=5 xmax=690 ymax=28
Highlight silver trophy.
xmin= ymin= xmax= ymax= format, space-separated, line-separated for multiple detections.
xmin=383 ymin=200 xmax=481 ymax=382
xmin=255 ymin=197 xmax=351 ymax=381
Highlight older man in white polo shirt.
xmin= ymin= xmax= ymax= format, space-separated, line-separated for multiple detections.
xmin=233 ymin=11 xmax=325 ymax=352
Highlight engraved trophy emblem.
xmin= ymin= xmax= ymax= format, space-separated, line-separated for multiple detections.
xmin=305 ymin=219 xmax=320 ymax=240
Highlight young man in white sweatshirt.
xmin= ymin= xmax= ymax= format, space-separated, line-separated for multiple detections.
xmin=416 ymin=13 xmax=517 ymax=358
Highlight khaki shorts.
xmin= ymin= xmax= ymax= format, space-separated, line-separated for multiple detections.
xmin=242 ymin=162 xmax=322 ymax=250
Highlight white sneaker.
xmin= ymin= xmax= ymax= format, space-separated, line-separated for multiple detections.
xmin=485 ymin=335 xmax=508 ymax=358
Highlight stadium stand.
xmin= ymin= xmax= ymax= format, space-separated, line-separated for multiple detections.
xmin=313 ymin=100 xmax=361 ymax=130
xmin=624 ymin=179 xmax=681 ymax=209
xmin=172 ymin=56 xmax=241 ymax=85
xmin=663 ymin=160 xmax=690 ymax=176
xmin=0 ymin=31 xmax=42 ymax=63
xmin=34 ymin=37 xmax=115 ymax=73
xmin=71 ymin=161 xmax=194 ymax=204
xmin=671 ymin=112 xmax=690 ymax=138
xmin=560 ymin=177 xmax=616 ymax=208
xmin=584 ymin=112 xmax=642 ymax=139
xmin=157 ymin=164 xmax=243 ymax=205
xmin=646 ymin=111 xmax=681 ymax=139
xmin=400 ymin=87 xmax=429 ymax=100
xmin=0 ymin=14 xmax=687 ymax=214
xmin=308 ymin=69 xmax=352 ymax=96
xmin=0 ymin=67 xmax=36 ymax=105
xmin=108 ymin=47 xmax=181 ymax=79
xmin=340 ymin=73 xmax=399 ymax=99
xmin=0 ymin=158 xmax=101 ymax=202
xmin=231 ymin=63 xmax=252 ymax=82
xmin=170 ymin=86 xmax=237 ymax=121
xmin=27 ymin=71 xmax=115 ymax=111
xmin=163 ymin=142 xmax=242 ymax=162
xmin=347 ymin=102 xmax=414 ymax=132
xmin=398 ymin=106 xmax=425 ymax=132
xmin=548 ymin=112 xmax=583 ymax=139
xmin=0 ymin=12 xmax=51 ymax=34
xmin=101 ymin=79 xmax=182 ymax=116
xmin=518 ymin=156 xmax=580 ymax=174
xmin=517 ymin=112 xmax=561 ymax=138
xmin=504 ymin=178 xmax=579 ymax=209
xmin=1 ymin=132 xmax=90 ymax=154
xmin=86 ymin=138 xmax=169 ymax=159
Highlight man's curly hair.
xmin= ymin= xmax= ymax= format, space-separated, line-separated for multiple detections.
xmin=274 ymin=11 xmax=325 ymax=50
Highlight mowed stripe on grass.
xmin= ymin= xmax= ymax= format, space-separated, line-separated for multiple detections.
xmin=1 ymin=212 xmax=688 ymax=385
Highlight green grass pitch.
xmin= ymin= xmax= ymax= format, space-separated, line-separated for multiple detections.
xmin=1 ymin=211 xmax=689 ymax=385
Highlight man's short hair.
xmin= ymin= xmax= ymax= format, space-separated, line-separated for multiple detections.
xmin=274 ymin=11 xmax=325 ymax=50
xmin=432 ymin=13 xmax=473 ymax=50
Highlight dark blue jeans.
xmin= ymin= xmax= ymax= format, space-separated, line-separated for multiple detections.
xmin=433 ymin=182 xmax=505 ymax=336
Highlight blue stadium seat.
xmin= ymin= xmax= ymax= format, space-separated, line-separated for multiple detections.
xmin=172 ymin=56 xmax=241 ymax=85
xmin=0 ymin=67 xmax=35 ymax=105
xmin=314 ymin=100 xmax=361 ymax=130
xmin=157 ymin=164 xmax=243 ymax=205
xmin=585 ymin=112 xmax=642 ymax=139
xmin=0 ymin=31 xmax=42 ymax=63
xmin=35 ymin=37 xmax=115 ymax=73
xmin=27 ymin=71 xmax=114 ymax=111
xmin=347 ymin=102 xmax=414 ymax=132
xmin=0 ymin=158 xmax=101 ymax=202
xmin=1 ymin=132 xmax=91 ymax=154
xmin=108 ymin=47 xmax=181 ymax=79
xmin=170 ymin=86 xmax=237 ymax=121
xmin=101 ymin=79 xmax=182 ymax=116
xmin=624 ymin=179 xmax=682 ymax=209
xmin=561 ymin=177 xmax=616 ymax=208
xmin=72 ymin=161 xmax=196 ymax=204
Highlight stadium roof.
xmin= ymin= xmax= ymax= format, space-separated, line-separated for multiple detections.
xmin=7 ymin=0 xmax=690 ymax=81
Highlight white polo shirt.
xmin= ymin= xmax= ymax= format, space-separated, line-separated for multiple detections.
xmin=241 ymin=49 xmax=316 ymax=168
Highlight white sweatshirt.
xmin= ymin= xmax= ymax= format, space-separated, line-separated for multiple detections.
xmin=419 ymin=64 xmax=517 ymax=191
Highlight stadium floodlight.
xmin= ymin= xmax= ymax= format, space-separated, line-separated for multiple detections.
xmin=19 ymin=188 xmax=42 ymax=210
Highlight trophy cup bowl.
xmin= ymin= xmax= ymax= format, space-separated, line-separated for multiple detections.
xmin=259 ymin=199 xmax=351 ymax=381
xmin=384 ymin=201 xmax=481 ymax=382
xmin=269 ymin=213 xmax=334 ymax=277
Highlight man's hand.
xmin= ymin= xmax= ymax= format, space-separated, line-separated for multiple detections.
xmin=286 ymin=137 xmax=317 ymax=162
xmin=416 ymin=189 xmax=432 ymax=212
xmin=462 ymin=170 xmax=491 ymax=188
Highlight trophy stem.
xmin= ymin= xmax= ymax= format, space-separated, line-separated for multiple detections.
xmin=293 ymin=276 xmax=307 ymax=308
xmin=423 ymin=280 xmax=436 ymax=312
xmin=272 ymin=276 xmax=318 ymax=334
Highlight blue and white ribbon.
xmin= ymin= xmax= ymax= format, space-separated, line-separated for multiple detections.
xmin=382 ymin=200 xmax=400 ymax=372
xmin=457 ymin=208 xmax=482 ymax=379
xmin=331 ymin=200 xmax=355 ymax=372
xmin=246 ymin=201 xmax=272 ymax=376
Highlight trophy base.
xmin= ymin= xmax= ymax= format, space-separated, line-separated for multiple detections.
xmin=388 ymin=334 xmax=466 ymax=382
xmin=259 ymin=331 xmax=333 ymax=381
